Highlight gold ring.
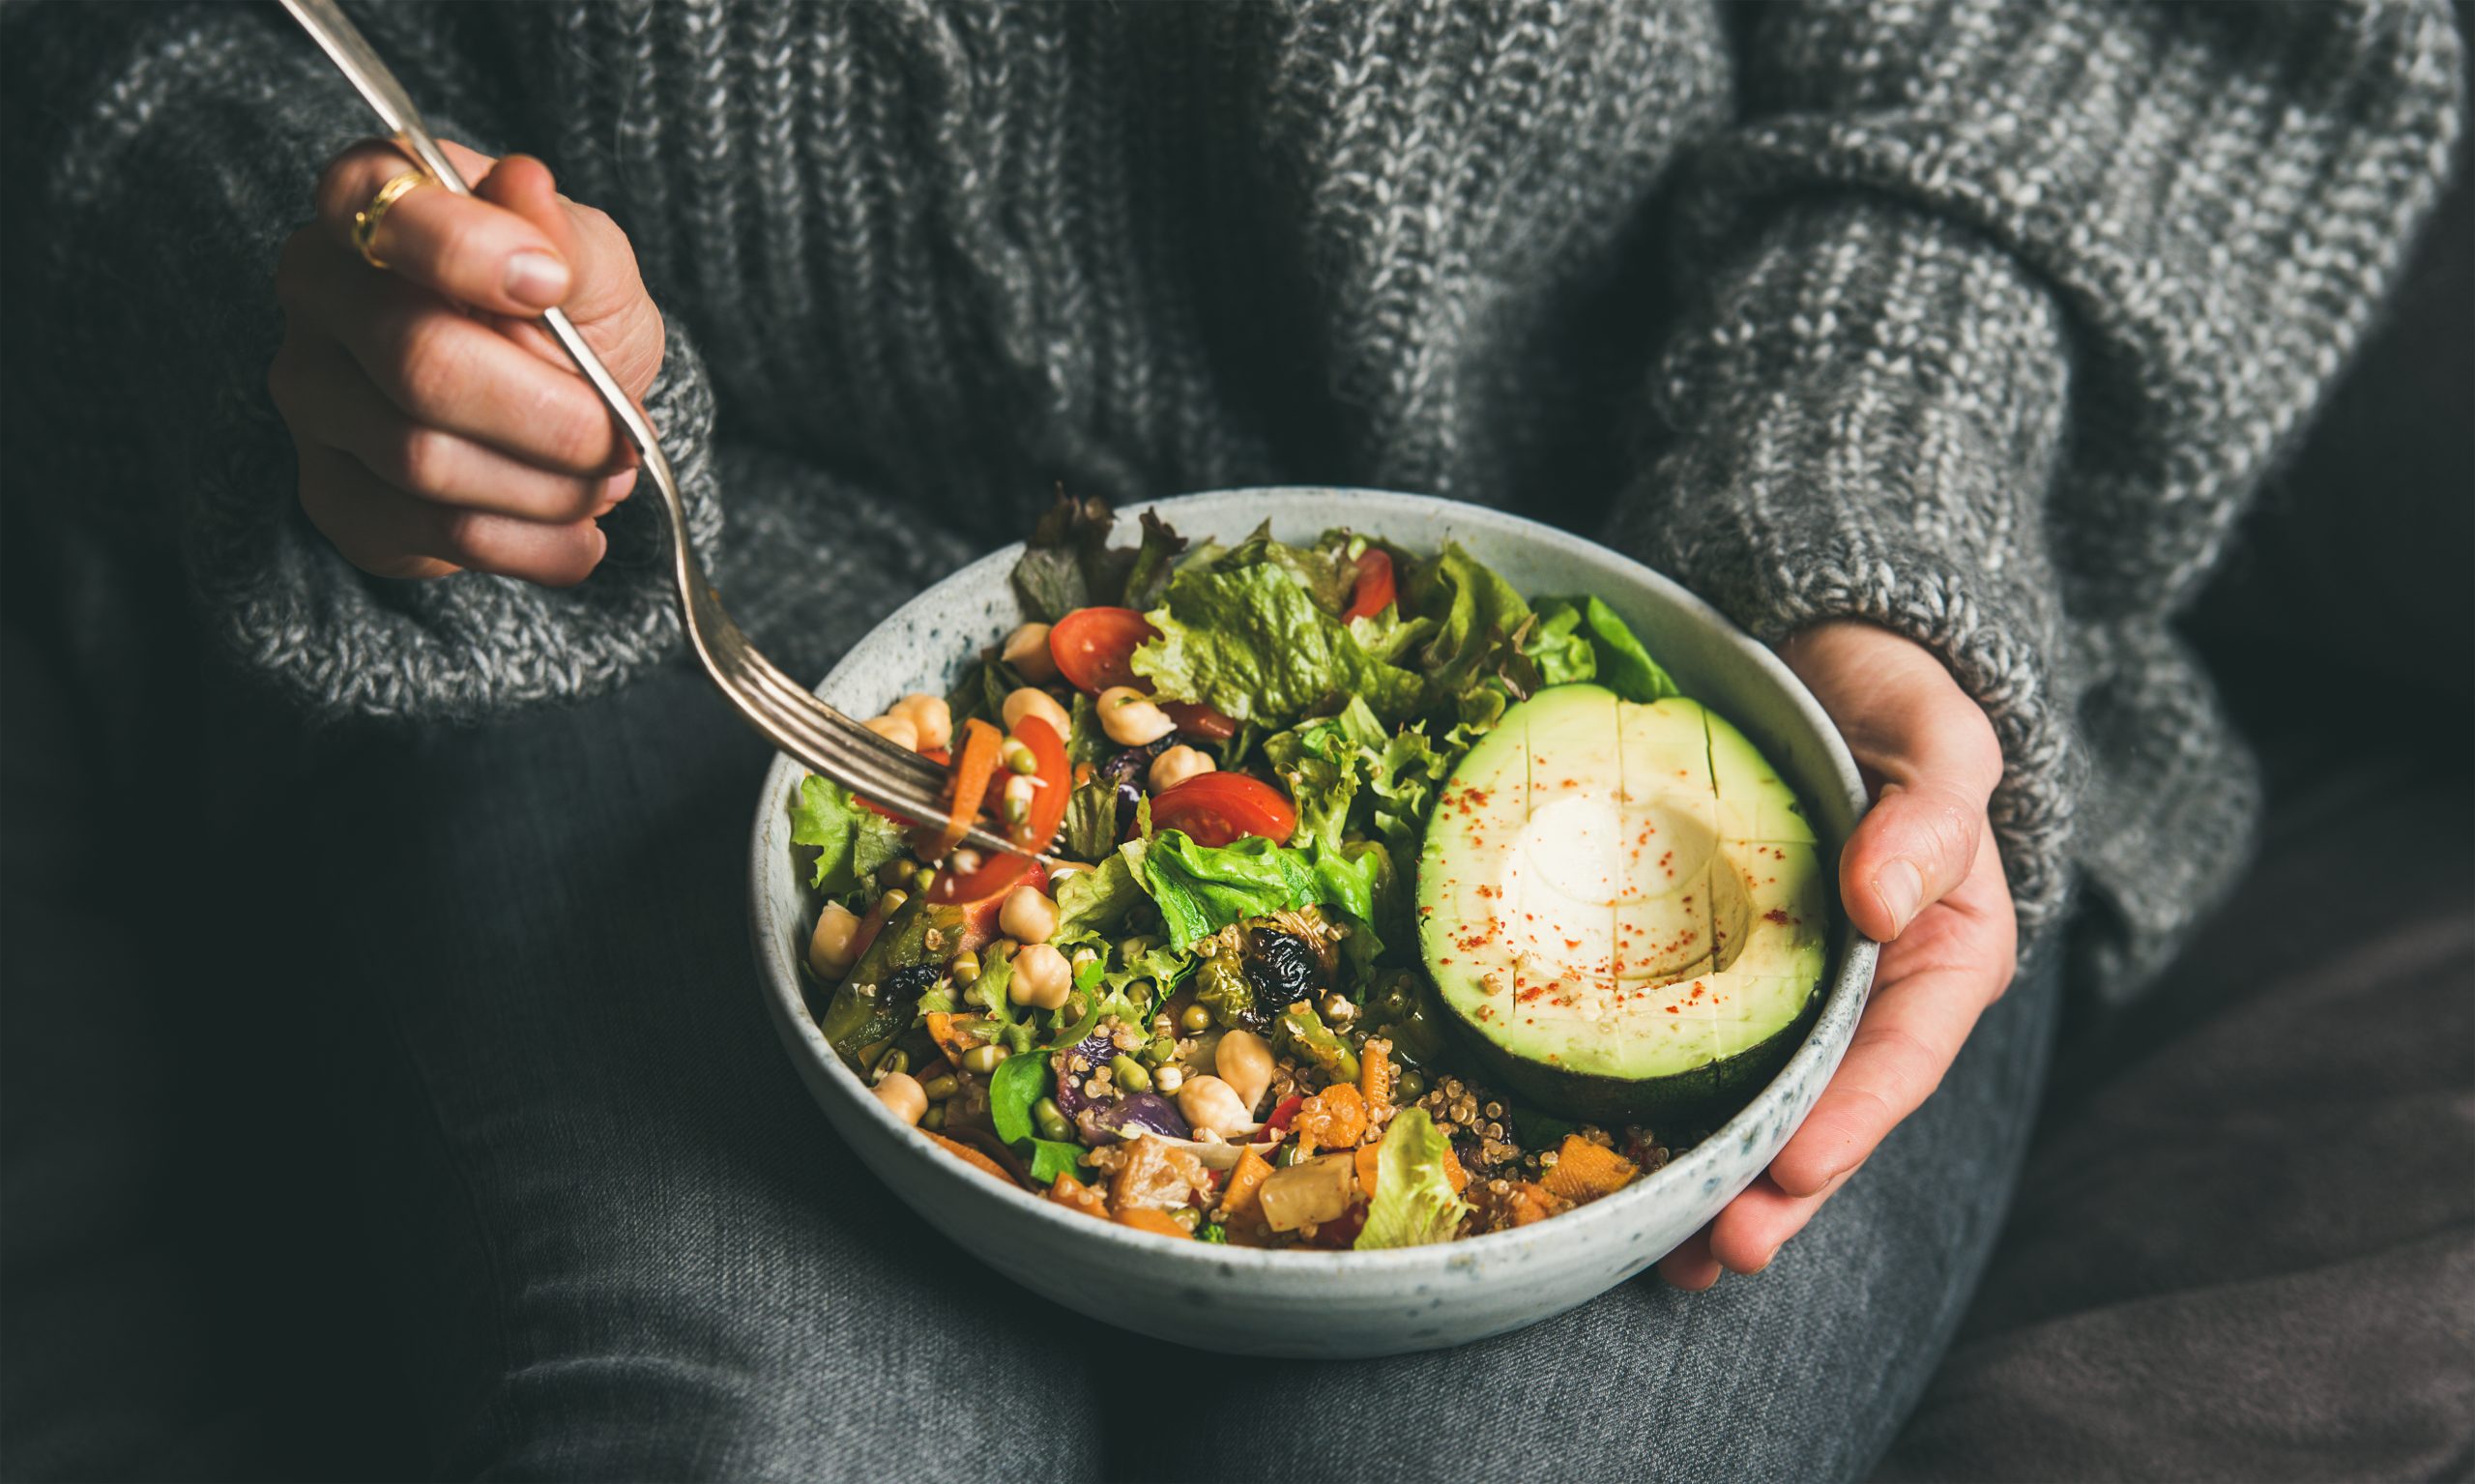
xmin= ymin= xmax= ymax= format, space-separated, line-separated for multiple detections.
xmin=351 ymin=169 xmax=429 ymax=270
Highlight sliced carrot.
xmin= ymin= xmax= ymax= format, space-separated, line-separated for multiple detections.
xmin=1049 ymin=1174 xmax=1111 ymax=1220
xmin=1359 ymin=1037 xmax=1393 ymax=1108
xmin=928 ymin=1132 xmax=1015 ymax=1185
xmin=1113 ymin=1208 xmax=1191 ymax=1239
xmin=936 ymin=718 xmax=1003 ymax=858
xmin=1540 ymin=1134 xmax=1639 ymax=1204
xmin=1219 ymin=1148 xmax=1275 ymax=1223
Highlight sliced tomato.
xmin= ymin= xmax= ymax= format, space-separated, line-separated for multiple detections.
xmin=1342 ymin=547 xmax=1396 ymax=623
xmin=935 ymin=719 xmax=1003 ymax=858
xmin=1149 ymin=771 xmax=1297 ymax=848
xmin=1160 ymin=701 xmax=1238 ymax=741
xmin=933 ymin=854 xmax=1046 ymax=953
xmin=1007 ymin=715 xmax=1072 ymax=855
xmin=1048 ymin=606 xmax=1157 ymax=694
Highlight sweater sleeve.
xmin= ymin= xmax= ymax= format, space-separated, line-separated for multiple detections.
xmin=1608 ymin=0 xmax=2462 ymax=944
xmin=0 ymin=1 xmax=724 ymax=723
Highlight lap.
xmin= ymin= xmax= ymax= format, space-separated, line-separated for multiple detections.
xmin=294 ymin=661 xmax=1103 ymax=1480
xmin=299 ymin=657 xmax=2057 ymax=1484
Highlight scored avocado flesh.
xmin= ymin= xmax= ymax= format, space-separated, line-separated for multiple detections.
xmin=1415 ymin=684 xmax=1826 ymax=1120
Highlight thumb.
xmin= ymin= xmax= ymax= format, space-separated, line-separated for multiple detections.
xmin=1840 ymin=687 xmax=2003 ymax=943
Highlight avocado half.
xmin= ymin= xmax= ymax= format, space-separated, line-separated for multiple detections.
xmin=1414 ymin=684 xmax=1828 ymax=1125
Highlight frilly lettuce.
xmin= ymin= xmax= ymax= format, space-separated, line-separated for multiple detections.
xmin=789 ymin=775 xmax=910 ymax=894
xmin=1355 ymin=1107 xmax=1470 ymax=1250
xmin=1130 ymin=564 xmax=1422 ymax=728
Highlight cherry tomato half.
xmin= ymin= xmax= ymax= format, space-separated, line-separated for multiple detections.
xmin=1342 ymin=547 xmax=1396 ymax=623
xmin=1148 ymin=771 xmax=1297 ymax=848
xmin=1006 ymin=715 xmax=1073 ymax=855
xmin=932 ymin=854 xmax=1045 ymax=953
xmin=1048 ymin=606 xmax=1156 ymax=694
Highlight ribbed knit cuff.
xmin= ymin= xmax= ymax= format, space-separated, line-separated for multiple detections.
xmin=191 ymin=323 xmax=726 ymax=725
xmin=1608 ymin=197 xmax=2081 ymax=934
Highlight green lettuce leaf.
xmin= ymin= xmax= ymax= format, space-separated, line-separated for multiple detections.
xmin=1138 ymin=830 xmax=1322 ymax=948
xmin=1027 ymin=1139 xmax=1090 ymax=1186
xmin=1130 ymin=564 xmax=1422 ymax=728
xmin=1401 ymin=542 xmax=1532 ymax=701
xmin=988 ymin=1050 xmax=1049 ymax=1146
xmin=1574 ymin=595 xmax=1679 ymax=703
xmin=1355 ymin=1107 xmax=1470 ymax=1250
xmin=1010 ymin=494 xmax=1190 ymax=622
xmin=1522 ymin=599 xmax=1600 ymax=688
xmin=1261 ymin=699 xmax=1453 ymax=858
xmin=1055 ymin=845 xmax=1148 ymax=942
xmin=1059 ymin=773 xmax=1121 ymax=860
xmin=789 ymin=775 xmax=910 ymax=894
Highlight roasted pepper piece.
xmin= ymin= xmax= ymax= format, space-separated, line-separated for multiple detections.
xmin=1275 ymin=1002 xmax=1360 ymax=1085
xmin=818 ymin=894 xmax=964 ymax=1066
xmin=1541 ymin=1135 xmax=1640 ymax=1203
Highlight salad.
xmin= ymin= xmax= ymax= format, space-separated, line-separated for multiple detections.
xmin=791 ymin=496 xmax=1828 ymax=1249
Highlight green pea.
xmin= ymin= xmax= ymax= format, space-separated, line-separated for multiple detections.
xmin=1033 ymin=1097 xmax=1074 ymax=1144
xmin=919 ymin=1103 xmax=946 ymax=1131
xmin=1393 ymin=1069 xmax=1427 ymax=1102
xmin=1139 ymin=1037 xmax=1177 ymax=1066
xmin=921 ymin=1074 xmax=960 ymax=1101
xmin=1110 ymin=1055 xmax=1153 ymax=1093
xmin=1004 ymin=740 xmax=1039 ymax=774
xmin=872 ymin=1049 xmax=909 ymax=1081
xmin=1179 ymin=1004 xmax=1213 ymax=1033
xmin=961 ymin=1043 xmax=1008 ymax=1075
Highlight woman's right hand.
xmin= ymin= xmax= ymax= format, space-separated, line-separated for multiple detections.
xmin=270 ymin=139 xmax=663 ymax=585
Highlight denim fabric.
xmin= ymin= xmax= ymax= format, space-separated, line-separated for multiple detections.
xmin=265 ymin=656 xmax=2058 ymax=1483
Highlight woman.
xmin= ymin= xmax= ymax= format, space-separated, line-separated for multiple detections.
xmin=2 ymin=1 xmax=2459 ymax=1477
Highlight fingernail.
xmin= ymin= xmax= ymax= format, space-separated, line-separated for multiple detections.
xmin=594 ymin=468 xmax=637 ymax=514
xmin=1877 ymin=859 xmax=1925 ymax=931
xmin=506 ymin=251 xmax=569 ymax=307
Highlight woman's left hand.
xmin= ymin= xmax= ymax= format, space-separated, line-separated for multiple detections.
xmin=1657 ymin=621 xmax=2019 ymax=1288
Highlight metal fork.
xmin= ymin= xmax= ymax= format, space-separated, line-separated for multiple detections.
xmin=280 ymin=0 xmax=1034 ymax=862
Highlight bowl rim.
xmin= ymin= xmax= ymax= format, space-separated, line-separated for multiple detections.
xmin=747 ymin=485 xmax=1878 ymax=1273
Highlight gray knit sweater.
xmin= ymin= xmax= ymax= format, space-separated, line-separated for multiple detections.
xmin=3 ymin=1 xmax=2460 ymax=997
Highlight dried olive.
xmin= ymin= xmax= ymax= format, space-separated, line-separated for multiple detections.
xmin=884 ymin=964 xmax=943 ymax=1002
xmin=1242 ymin=928 xmax=1320 ymax=1013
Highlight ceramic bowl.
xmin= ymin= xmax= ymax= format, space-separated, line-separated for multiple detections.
xmin=747 ymin=487 xmax=1876 ymax=1358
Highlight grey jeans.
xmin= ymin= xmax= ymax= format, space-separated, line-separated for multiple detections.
xmin=260 ymin=656 xmax=2059 ymax=1483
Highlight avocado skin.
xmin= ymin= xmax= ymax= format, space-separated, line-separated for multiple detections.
xmin=1438 ymin=977 xmax=1823 ymax=1127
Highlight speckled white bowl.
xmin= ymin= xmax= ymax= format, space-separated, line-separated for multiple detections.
xmin=748 ymin=488 xmax=1876 ymax=1357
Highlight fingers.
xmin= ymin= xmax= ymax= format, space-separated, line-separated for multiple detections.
xmin=282 ymin=248 xmax=629 ymax=474
xmin=271 ymin=338 xmax=636 ymax=522
xmin=1767 ymin=840 xmax=2015 ymax=1200
xmin=1842 ymin=775 xmax=1988 ymax=941
xmin=1656 ymin=1227 xmax=1723 ymax=1291
xmin=314 ymin=139 xmax=573 ymax=315
xmin=296 ymin=445 xmax=606 ymax=587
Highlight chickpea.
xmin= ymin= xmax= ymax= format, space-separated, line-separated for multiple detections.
xmin=1002 ymin=686 xmax=1071 ymax=740
xmin=872 ymin=1072 xmax=927 ymax=1126
xmin=1148 ymin=744 xmax=1216 ymax=793
xmin=1010 ymin=942 xmax=1072 ymax=1010
xmin=1210 ymin=1028 xmax=1275 ymax=1115
xmin=1177 ymin=1074 xmax=1259 ymax=1139
xmin=862 ymin=713 xmax=920 ymax=751
xmin=889 ymin=692 xmax=952 ymax=752
xmin=999 ymin=886 xmax=1060 ymax=945
xmin=1096 ymin=685 xmax=1177 ymax=746
xmin=807 ymin=901 xmax=863 ymax=980
xmin=1001 ymin=623 xmax=1060 ymax=684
